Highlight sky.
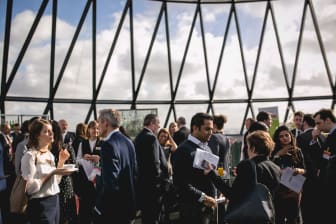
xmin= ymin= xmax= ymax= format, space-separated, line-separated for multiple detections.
xmin=0 ymin=0 xmax=335 ymax=134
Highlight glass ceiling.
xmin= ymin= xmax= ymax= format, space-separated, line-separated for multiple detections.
xmin=0 ymin=0 xmax=335 ymax=134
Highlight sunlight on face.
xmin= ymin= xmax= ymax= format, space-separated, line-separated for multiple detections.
xmin=38 ymin=124 xmax=54 ymax=147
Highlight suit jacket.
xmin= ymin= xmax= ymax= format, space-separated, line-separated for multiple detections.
xmin=291 ymin=128 xmax=302 ymax=138
xmin=322 ymin=129 xmax=336 ymax=183
xmin=63 ymin=131 xmax=76 ymax=144
xmin=134 ymin=128 xmax=168 ymax=198
xmin=100 ymin=131 xmax=138 ymax=221
xmin=296 ymin=129 xmax=325 ymax=179
xmin=0 ymin=134 xmax=15 ymax=183
xmin=173 ymin=126 xmax=190 ymax=146
xmin=0 ymin=143 xmax=6 ymax=192
xmin=209 ymin=155 xmax=281 ymax=202
xmin=208 ymin=133 xmax=231 ymax=179
xmin=172 ymin=139 xmax=216 ymax=203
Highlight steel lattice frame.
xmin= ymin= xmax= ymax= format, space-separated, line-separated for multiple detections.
xmin=1 ymin=0 xmax=335 ymax=134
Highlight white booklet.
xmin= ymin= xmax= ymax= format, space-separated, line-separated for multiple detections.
xmin=77 ymin=158 xmax=101 ymax=181
xmin=280 ymin=167 xmax=306 ymax=193
xmin=193 ymin=148 xmax=219 ymax=170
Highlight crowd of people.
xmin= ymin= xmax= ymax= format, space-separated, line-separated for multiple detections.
xmin=0 ymin=107 xmax=335 ymax=224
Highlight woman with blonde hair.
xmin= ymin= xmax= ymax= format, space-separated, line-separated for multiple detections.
xmin=76 ymin=120 xmax=102 ymax=224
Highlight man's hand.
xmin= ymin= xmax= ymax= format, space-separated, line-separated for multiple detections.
xmin=203 ymin=195 xmax=217 ymax=208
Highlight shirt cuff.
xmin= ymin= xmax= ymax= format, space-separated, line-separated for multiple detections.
xmin=198 ymin=192 xmax=205 ymax=202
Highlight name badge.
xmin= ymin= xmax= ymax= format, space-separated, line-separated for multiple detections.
xmin=95 ymin=147 xmax=101 ymax=151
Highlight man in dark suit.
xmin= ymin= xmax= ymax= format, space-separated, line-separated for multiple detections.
xmin=291 ymin=111 xmax=304 ymax=138
xmin=58 ymin=119 xmax=76 ymax=145
xmin=134 ymin=113 xmax=169 ymax=224
xmin=296 ymin=114 xmax=325 ymax=224
xmin=173 ymin=116 xmax=190 ymax=145
xmin=208 ymin=114 xmax=230 ymax=178
xmin=172 ymin=112 xmax=217 ymax=224
xmin=208 ymin=114 xmax=231 ymax=224
xmin=97 ymin=108 xmax=137 ymax=224
xmin=0 ymin=123 xmax=16 ymax=223
xmin=0 ymin=142 xmax=7 ymax=224
xmin=312 ymin=108 xmax=336 ymax=223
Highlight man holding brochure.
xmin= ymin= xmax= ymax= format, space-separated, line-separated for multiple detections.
xmin=171 ymin=112 xmax=217 ymax=224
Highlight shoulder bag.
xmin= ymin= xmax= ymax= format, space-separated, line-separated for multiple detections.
xmin=10 ymin=175 xmax=28 ymax=214
xmin=10 ymin=151 xmax=37 ymax=214
xmin=224 ymin=160 xmax=275 ymax=223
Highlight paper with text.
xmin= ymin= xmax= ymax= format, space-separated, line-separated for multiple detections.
xmin=280 ymin=167 xmax=306 ymax=193
xmin=193 ymin=148 xmax=219 ymax=170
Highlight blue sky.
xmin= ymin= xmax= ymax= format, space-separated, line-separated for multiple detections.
xmin=0 ymin=0 xmax=335 ymax=133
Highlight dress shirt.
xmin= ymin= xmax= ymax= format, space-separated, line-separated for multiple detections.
xmin=21 ymin=149 xmax=61 ymax=198
xmin=187 ymin=134 xmax=213 ymax=202
xmin=187 ymin=134 xmax=212 ymax=153
xmin=103 ymin=128 xmax=119 ymax=141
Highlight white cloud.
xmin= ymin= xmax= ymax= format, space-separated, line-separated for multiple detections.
xmin=1 ymin=0 xmax=335 ymax=133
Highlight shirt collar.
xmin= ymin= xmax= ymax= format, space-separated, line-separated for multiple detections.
xmin=144 ymin=127 xmax=153 ymax=133
xmin=303 ymin=127 xmax=314 ymax=133
xmin=103 ymin=129 xmax=119 ymax=141
xmin=330 ymin=125 xmax=336 ymax=134
xmin=188 ymin=134 xmax=208 ymax=148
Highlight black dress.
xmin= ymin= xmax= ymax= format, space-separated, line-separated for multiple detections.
xmin=52 ymin=144 xmax=78 ymax=224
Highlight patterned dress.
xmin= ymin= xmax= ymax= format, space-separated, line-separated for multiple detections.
xmin=52 ymin=144 xmax=78 ymax=224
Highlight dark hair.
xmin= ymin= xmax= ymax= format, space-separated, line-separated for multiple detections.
xmin=177 ymin=117 xmax=186 ymax=125
xmin=302 ymin=114 xmax=315 ymax=127
xmin=213 ymin=114 xmax=227 ymax=130
xmin=190 ymin=112 xmax=213 ymax=133
xmin=75 ymin=122 xmax=87 ymax=139
xmin=272 ymin=125 xmax=300 ymax=162
xmin=27 ymin=119 xmax=51 ymax=149
xmin=256 ymin=111 xmax=271 ymax=122
xmin=143 ymin=114 xmax=158 ymax=126
xmin=50 ymin=120 xmax=63 ymax=153
xmin=314 ymin=108 xmax=336 ymax=123
xmin=294 ymin=111 xmax=304 ymax=117
xmin=248 ymin=122 xmax=268 ymax=133
xmin=21 ymin=120 xmax=30 ymax=134
xmin=87 ymin=120 xmax=99 ymax=139
xmin=247 ymin=130 xmax=274 ymax=156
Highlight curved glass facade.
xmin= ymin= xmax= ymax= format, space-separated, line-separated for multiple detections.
xmin=0 ymin=0 xmax=335 ymax=134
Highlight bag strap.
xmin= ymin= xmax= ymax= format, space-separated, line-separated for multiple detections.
xmin=248 ymin=159 xmax=258 ymax=186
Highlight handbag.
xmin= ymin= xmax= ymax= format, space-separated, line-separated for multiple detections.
xmin=9 ymin=151 xmax=37 ymax=214
xmin=224 ymin=160 xmax=275 ymax=223
xmin=10 ymin=175 xmax=28 ymax=214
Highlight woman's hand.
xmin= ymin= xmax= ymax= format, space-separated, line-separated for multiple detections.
xmin=83 ymin=154 xmax=100 ymax=163
xmin=276 ymin=145 xmax=293 ymax=156
xmin=58 ymin=149 xmax=70 ymax=167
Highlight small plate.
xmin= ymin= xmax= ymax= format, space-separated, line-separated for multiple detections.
xmin=54 ymin=167 xmax=78 ymax=174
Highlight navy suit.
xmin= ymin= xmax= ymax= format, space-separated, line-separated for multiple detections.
xmin=320 ymin=129 xmax=336 ymax=223
xmin=134 ymin=128 xmax=169 ymax=224
xmin=171 ymin=139 xmax=216 ymax=224
xmin=100 ymin=131 xmax=137 ymax=223
xmin=173 ymin=126 xmax=190 ymax=146
xmin=297 ymin=129 xmax=325 ymax=224
xmin=0 ymin=143 xmax=7 ymax=224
